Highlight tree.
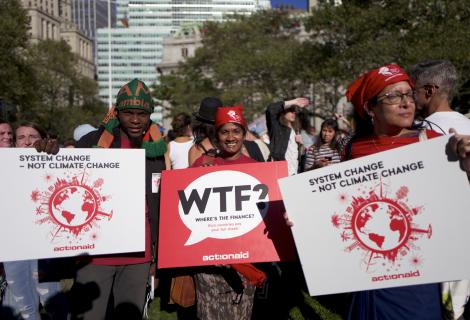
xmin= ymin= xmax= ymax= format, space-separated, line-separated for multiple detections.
xmin=157 ymin=2 xmax=470 ymax=124
xmin=0 ymin=0 xmax=107 ymax=139
xmin=304 ymin=0 xmax=470 ymax=113
xmin=0 ymin=0 xmax=38 ymax=120
xmin=22 ymin=39 xmax=107 ymax=139
xmin=154 ymin=10 xmax=312 ymax=121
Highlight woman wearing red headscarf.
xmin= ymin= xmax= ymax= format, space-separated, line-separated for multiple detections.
xmin=344 ymin=64 xmax=443 ymax=319
xmin=191 ymin=106 xmax=266 ymax=320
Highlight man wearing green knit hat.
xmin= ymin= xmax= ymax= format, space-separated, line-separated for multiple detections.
xmin=95 ymin=78 xmax=166 ymax=156
xmin=73 ymin=79 xmax=165 ymax=320
xmin=116 ymin=78 xmax=154 ymax=113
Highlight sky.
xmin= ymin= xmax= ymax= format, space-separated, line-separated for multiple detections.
xmin=271 ymin=0 xmax=307 ymax=10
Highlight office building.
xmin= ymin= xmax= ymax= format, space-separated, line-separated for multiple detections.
xmin=96 ymin=0 xmax=271 ymax=105
xmin=20 ymin=0 xmax=95 ymax=78
xmin=70 ymin=0 xmax=116 ymax=63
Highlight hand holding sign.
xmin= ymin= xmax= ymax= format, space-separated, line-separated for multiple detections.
xmin=448 ymin=129 xmax=470 ymax=174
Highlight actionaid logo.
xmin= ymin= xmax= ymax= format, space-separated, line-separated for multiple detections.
xmin=378 ymin=66 xmax=403 ymax=81
xmin=178 ymin=170 xmax=269 ymax=246
xmin=372 ymin=270 xmax=420 ymax=282
xmin=378 ymin=66 xmax=393 ymax=76
xmin=227 ymin=110 xmax=241 ymax=122
xmin=202 ymin=251 xmax=249 ymax=261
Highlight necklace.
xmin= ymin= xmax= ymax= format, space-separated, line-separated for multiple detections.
xmin=370 ymin=128 xmax=422 ymax=152
xmin=371 ymin=135 xmax=398 ymax=152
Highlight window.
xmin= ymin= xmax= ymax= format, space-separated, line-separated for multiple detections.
xmin=181 ymin=47 xmax=188 ymax=58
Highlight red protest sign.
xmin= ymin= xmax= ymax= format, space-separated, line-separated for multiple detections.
xmin=157 ymin=161 xmax=296 ymax=268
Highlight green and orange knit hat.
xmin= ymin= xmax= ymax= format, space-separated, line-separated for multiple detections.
xmin=95 ymin=79 xmax=166 ymax=158
xmin=115 ymin=78 xmax=154 ymax=113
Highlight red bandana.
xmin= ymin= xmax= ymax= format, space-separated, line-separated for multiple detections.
xmin=215 ymin=106 xmax=246 ymax=129
xmin=346 ymin=64 xmax=413 ymax=119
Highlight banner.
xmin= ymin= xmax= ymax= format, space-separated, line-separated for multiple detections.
xmin=278 ymin=136 xmax=470 ymax=295
xmin=158 ymin=161 xmax=295 ymax=268
xmin=0 ymin=148 xmax=146 ymax=262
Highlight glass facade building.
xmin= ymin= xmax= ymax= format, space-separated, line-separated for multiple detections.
xmin=71 ymin=0 xmax=117 ymax=64
xmin=97 ymin=0 xmax=270 ymax=104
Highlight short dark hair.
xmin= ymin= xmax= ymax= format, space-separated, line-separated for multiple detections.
xmin=171 ymin=112 xmax=192 ymax=137
xmin=192 ymin=120 xmax=216 ymax=147
xmin=410 ymin=60 xmax=458 ymax=103
xmin=15 ymin=121 xmax=47 ymax=139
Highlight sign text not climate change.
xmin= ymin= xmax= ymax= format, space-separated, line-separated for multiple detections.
xmin=18 ymin=154 xmax=120 ymax=169
xmin=309 ymin=160 xmax=425 ymax=192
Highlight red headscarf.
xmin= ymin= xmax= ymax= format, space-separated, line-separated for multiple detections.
xmin=345 ymin=64 xmax=413 ymax=119
xmin=215 ymin=106 xmax=246 ymax=129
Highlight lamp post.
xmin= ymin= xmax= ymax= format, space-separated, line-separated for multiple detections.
xmin=97 ymin=0 xmax=117 ymax=109
xmin=107 ymin=0 xmax=112 ymax=109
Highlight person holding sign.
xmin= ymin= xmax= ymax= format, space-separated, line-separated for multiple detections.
xmin=71 ymin=79 xmax=166 ymax=320
xmin=0 ymin=119 xmax=13 ymax=148
xmin=191 ymin=106 xmax=266 ymax=320
xmin=344 ymin=64 xmax=444 ymax=319
xmin=3 ymin=122 xmax=66 ymax=320
xmin=189 ymin=97 xmax=265 ymax=166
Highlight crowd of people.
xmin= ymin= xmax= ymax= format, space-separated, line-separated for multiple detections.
xmin=1 ymin=59 xmax=470 ymax=320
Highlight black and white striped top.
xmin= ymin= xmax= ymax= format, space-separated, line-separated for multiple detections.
xmin=304 ymin=144 xmax=341 ymax=171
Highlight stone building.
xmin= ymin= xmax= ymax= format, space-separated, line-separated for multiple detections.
xmin=20 ymin=0 xmax=95 ymax=79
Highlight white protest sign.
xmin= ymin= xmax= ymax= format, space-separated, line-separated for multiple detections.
xmin=278 ymin=135 xmax=470 ymax=296
xmin=0 ymin=148 xmax=145 ymax=262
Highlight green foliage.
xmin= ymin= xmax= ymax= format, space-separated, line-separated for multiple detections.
xmin=0 ymin=0 xmax=107 ymax=140
xmin=0 ymin=0 xmax=37 ymax=118
xmin=306 ymin=0 xmax=470 ymax=112
xmin=154 ymin=10 xmax=310 ymax=121
xmin=157 ymin=1 xmax=470 ymax=122
xmin=22 ymin=39 xmax=106 ymax=139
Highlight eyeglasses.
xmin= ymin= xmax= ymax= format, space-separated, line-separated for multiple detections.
xmin=377 ymin=91 xmax=415 ymax=105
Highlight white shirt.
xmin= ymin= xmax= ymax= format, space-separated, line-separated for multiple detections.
xmin=169 ymin=140 xmax=194 ymax=169
xmin=425 ymin=111 xmax=470 ymax=135
xmin=285 ymin=130 xmax=299 ymax=176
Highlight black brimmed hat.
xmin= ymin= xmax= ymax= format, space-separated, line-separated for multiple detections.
xmin=193 ymin=97 xmax=223 ymax=124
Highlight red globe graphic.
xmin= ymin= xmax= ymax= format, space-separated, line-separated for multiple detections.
xmin=48 ymin=185 xmax=98 ymax=228
xmin=352 ymin=200 xmax=411 ymax=252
